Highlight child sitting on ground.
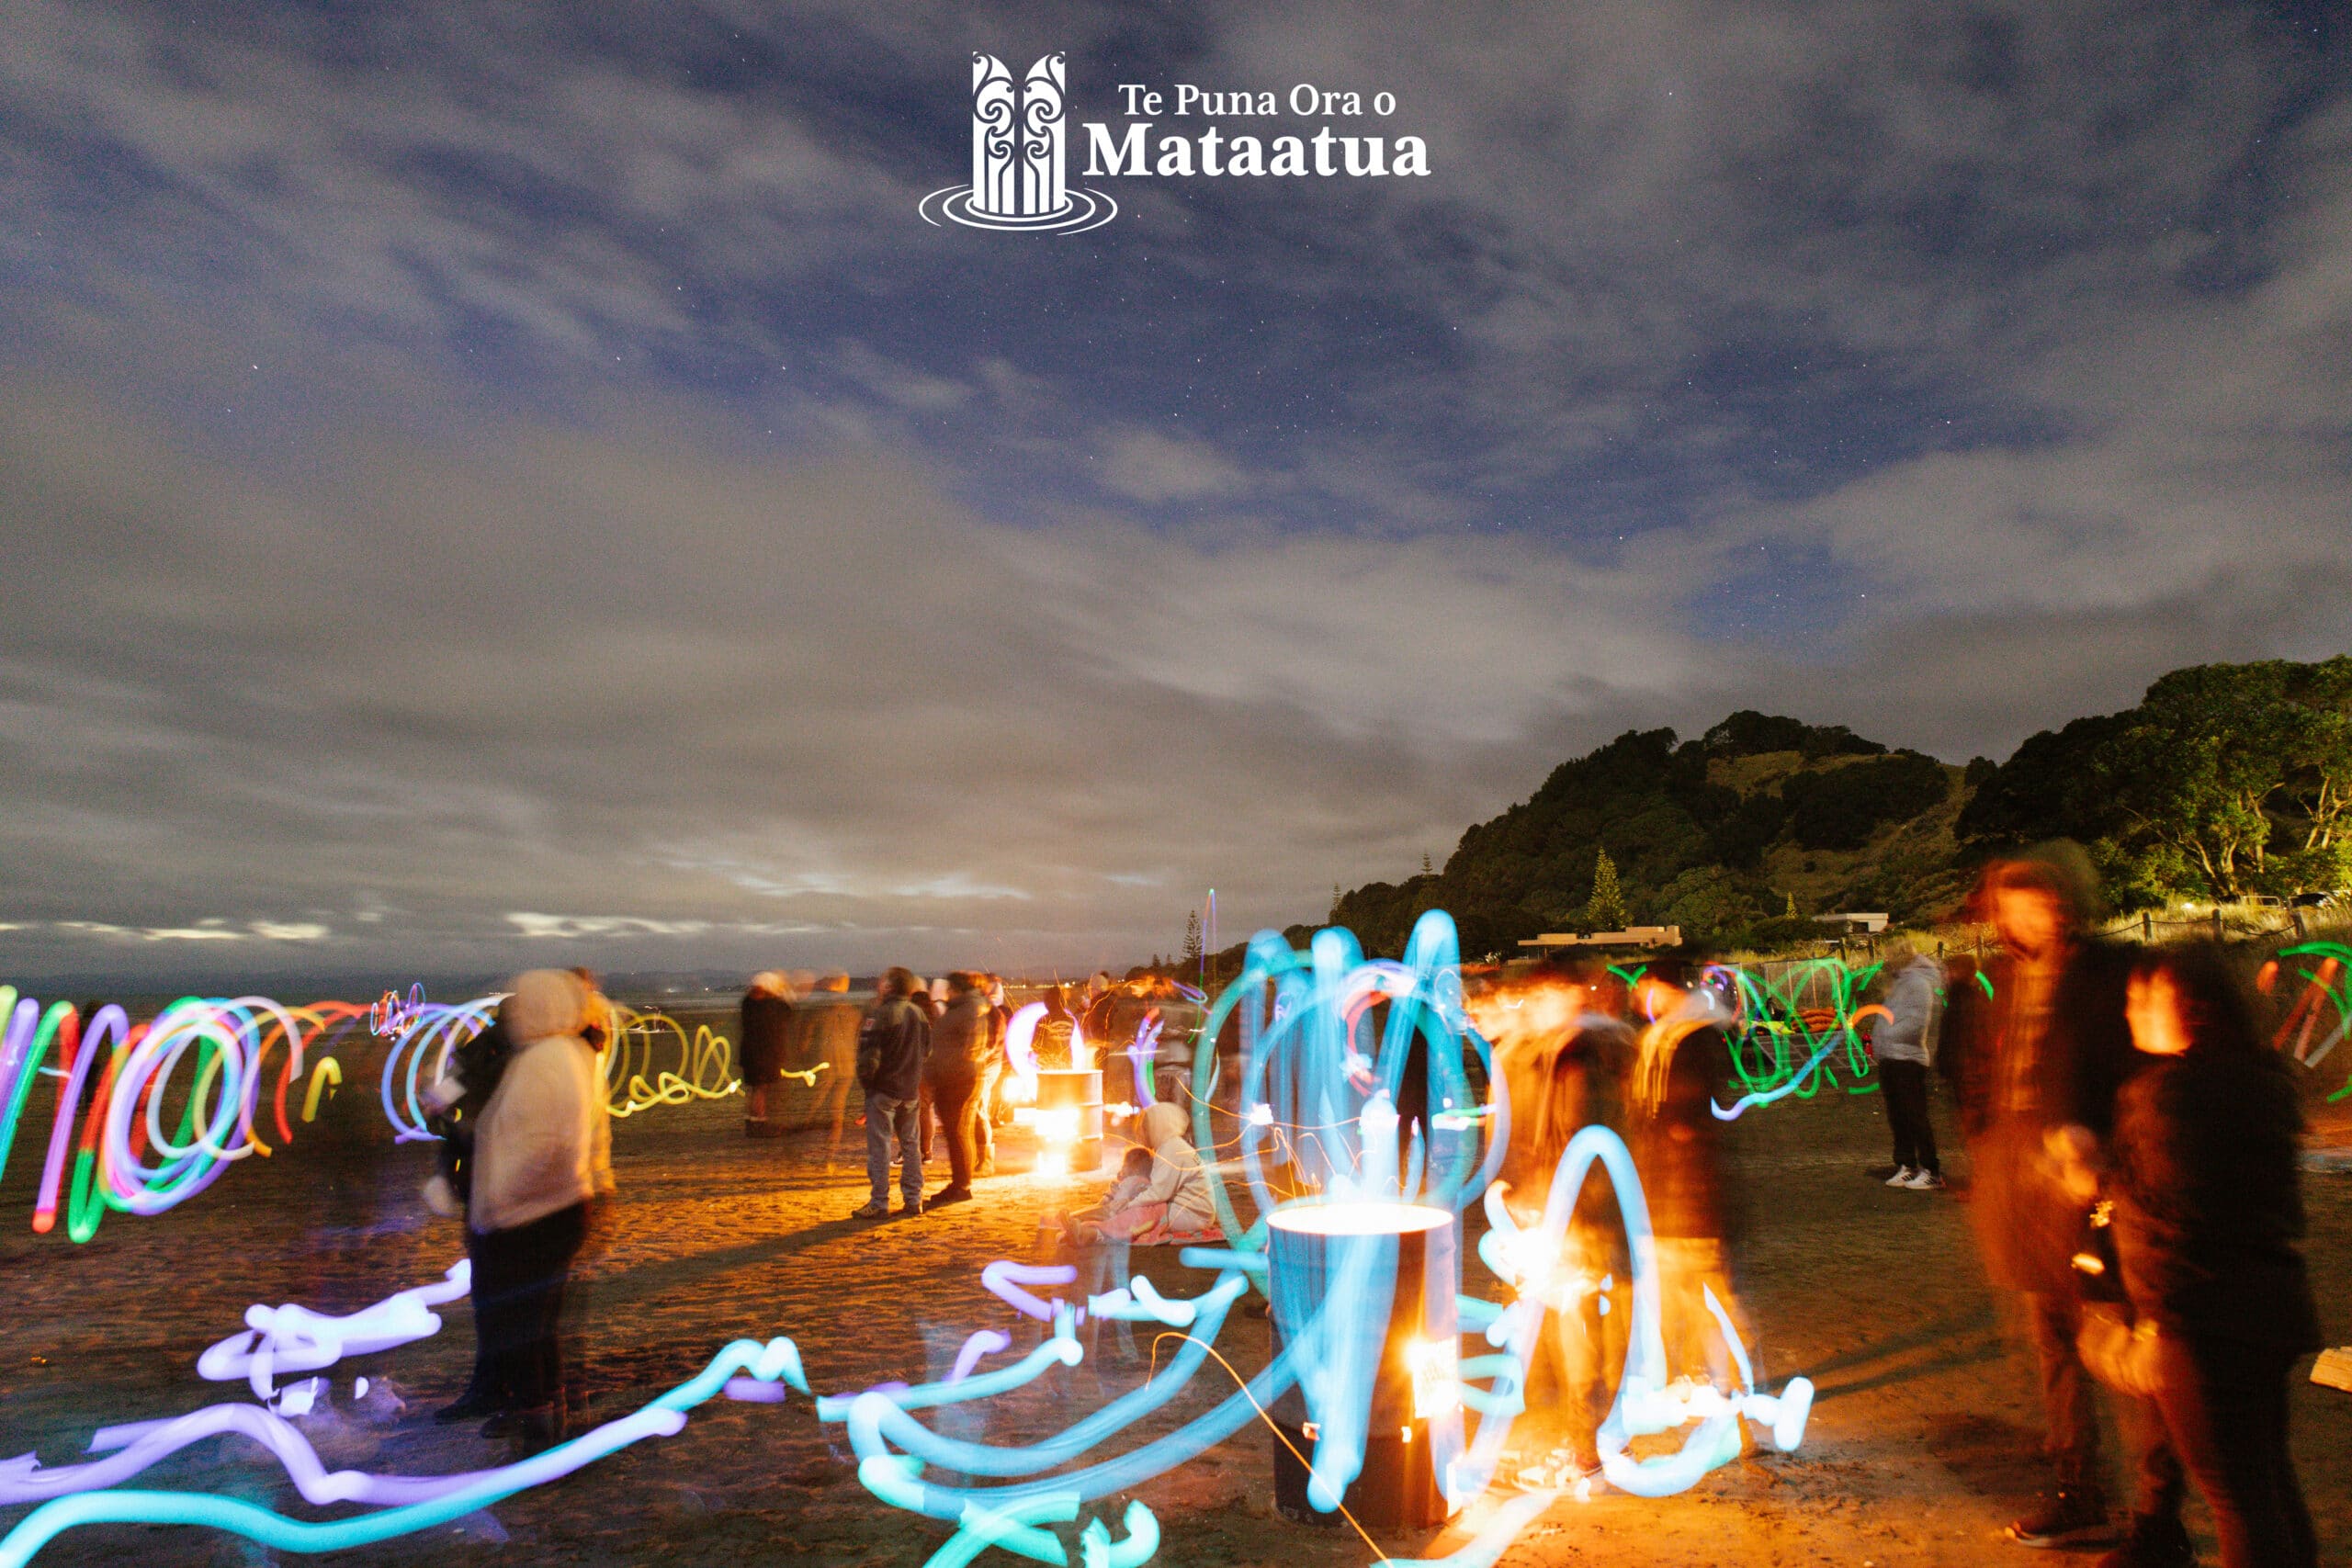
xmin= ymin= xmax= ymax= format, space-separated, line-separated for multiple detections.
xmin=1046 ymin=1103 xmax=1224 ymax=1248
xmin=1046 ymin=1145 xmax=1154 ymax=1247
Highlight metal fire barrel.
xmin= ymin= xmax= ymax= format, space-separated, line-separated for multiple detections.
xmin=1033 ymin=1067 xmax=1103 ymax=1172
xmin=1265 ymin=1201 xmax=1459 ymax=1531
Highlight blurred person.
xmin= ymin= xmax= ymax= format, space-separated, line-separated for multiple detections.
xmin=1476 ymin=967 xmax=1634 ymax=1483
xmin=739 ymin=970 xmax=797 ymax=1134
xmin=1626 ymin=961 xmax=1747 ymax=1397
xmin=976 ymin=976 xmax=1010 ymax=1173
xmin=466 ymin=969 xmax=599 ymax=1450
xmin=1036 ymin=984 xmax=1077 ymax=1070
xmin=907 ymin=976 xmax=943 ymax=1163
xmin=1940 ymin=848 xmax=2139 ymax=1550
xmin=420 ymin=998 xmax=514 ymax=1423
xmin=1870 ymin=943 xmax=1946 ymax=1190
xmin=561 ymin=968 xmax=617 ymax=1427
xmin=2079 ymin=945 xmax=2320 ymax=1568
xmin=854 ymin=967 xmax=930 ymax=1219
xmin=925 ymin=972 xmax=991 ymax=1206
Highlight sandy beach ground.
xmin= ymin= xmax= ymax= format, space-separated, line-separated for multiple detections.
xmin=2 ymin=1050 xmax=2346 ymax=1568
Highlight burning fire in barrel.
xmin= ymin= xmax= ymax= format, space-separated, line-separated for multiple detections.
xmin=1266 ymin=1200 xmax=1460 ymax=1530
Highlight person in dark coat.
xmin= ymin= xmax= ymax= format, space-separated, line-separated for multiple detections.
xmin=421 ymin=1003 xmax=513 ymax=1423
xmin=1939 ymin=847 xmax=2140 ymax=1550
xmin=1035 ymin=984 xmax=1077 ymax=1070
xmin=2086 ymin=943 xmax=2321 ymax=1568
xmin=739 ymin=971 xmax=797 ymax=1133
xmin=923 ymin=973 xmax=991 ymax=1206
xmin=854 ymin=968 xmax=930 ymax=1219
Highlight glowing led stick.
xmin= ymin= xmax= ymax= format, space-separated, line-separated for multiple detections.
xmin=947 ymin=1329 xmax=1013 ymax=1384
xmin=605 ymin=1010 xmax=741 ymax=1116
xmin=816 ymin=1334 xmax=1082 ymax=1424
xmin=379 ymin=998 xmax=497 ymax=1143
xmin=196 ymin=1260 xmax=472 ymax=1398
xmin=1710 ymin=1033 xmax=1841 ymax=1121
xmin=1083 ymin=1276 xmax=1195 ymax=1327
xmin=299 ymin=1058 xmax=341 ymax=1122
xmin=922 ymin=1492 xmax=1079 ymax=1568
xmin=979 ymin=1259 xmax=1080 ymax=1324
xmin=845 ymin=1307 xmax=1304 ymax=1520
xmin=1002 ymin=1002 xmax=1046 ymax=1100
xmin=1126 ymin=1013 xmax=1163 ymax=1109
xmin=1711 ymin=1001 xmax=1891 ymax=1121
xmin=0 ymin=1337 xmax=811 ymax=1568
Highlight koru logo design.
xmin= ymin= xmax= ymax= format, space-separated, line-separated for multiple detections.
xmin=919 ymin=52 xmax=1118 ymax=234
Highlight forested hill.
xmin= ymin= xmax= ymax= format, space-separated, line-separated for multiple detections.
xmin=1295 ymin=655 xmax=2351 ymax=963
xmin=1324 ymin=711 xmax=1971 ymax=961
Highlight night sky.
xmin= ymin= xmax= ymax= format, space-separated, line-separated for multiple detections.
xmin=2 ymin=2 xmax=2348 ymax=983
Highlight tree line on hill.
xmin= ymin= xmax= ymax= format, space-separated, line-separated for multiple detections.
xmin=1216 ymin=655 xmax=2351 ymax=964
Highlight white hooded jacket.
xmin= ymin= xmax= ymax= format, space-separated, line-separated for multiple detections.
xmin=469 ymin=969 xmax=599 ymax=1235
xmin=1136 ymin=1101 xmax=1216 ymax=1228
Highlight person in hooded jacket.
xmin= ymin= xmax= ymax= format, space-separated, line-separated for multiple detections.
xmin=2080 ymin=944 xmax=2321 ymax=1568
xmin=855 ymin=967 xmax=930 ymax=1218
xmin=1870 ymin=944 xmax=1946 ymax=1190
xmin=1108 ymin=1101 xmax=1219 ymax=1244
xmin=465 ymin=969 xmax=599 ymax=1450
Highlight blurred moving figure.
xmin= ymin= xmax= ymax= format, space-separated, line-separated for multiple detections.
xmin=739 ymin=970 xmax=797 ymax=1134
xmin=562 ymin=967 xmax=617 ymax=1429
xmin=854 ymin=967 xmax=931 ymax=1220
xmin=1626 ymin=961 xmax=1747 ymax=1397
xmin=1870 ymin=943 xmax=1945 ymax=1190
xmin=2086 ymin=945 xmax=2321 ymax=1568
xmin=909 ymin=976 xmax=943 ymax=1164
xmin=421 ymin=997 xmax=514 ymax=1424
xmin=1941 ymin=848 xmax=2138 ymax=1550
xmin=1030 ymin=983 xmax=1077 ymax=1071
xmin=925 ymin=972 xmax=992 ymax=1207
xmin=466 ymin=968 xmax=601 ymax=1451
xmin=977 ymin=975 xmax=1010 ymax=1173
xmin=1476 ymin=968 xmax=1634 ymax=1483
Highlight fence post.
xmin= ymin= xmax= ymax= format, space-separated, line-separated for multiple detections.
xmin=2142 ymin=911 xmax=2152 ymax=942
xmin=2212 ymin=908 xmax=2224 ymax=942
xmin=2292 ymin=909 xmax=2307 ymax=942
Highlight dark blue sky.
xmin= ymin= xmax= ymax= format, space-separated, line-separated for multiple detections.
xmin=1 ymin=1 xmax=2347 ymax=981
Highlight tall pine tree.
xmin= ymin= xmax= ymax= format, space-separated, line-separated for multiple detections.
xmin=1586 ymin=847 xmax=1630 ymax=931
xmin=1182 ymin=908 xmax=1203 ymax=966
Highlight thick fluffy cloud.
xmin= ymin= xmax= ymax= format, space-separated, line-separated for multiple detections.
xmin=0 ymin=1 xmax=2346 ymax=984
xmin=0 ymin=366 xmax=1696 ymax=980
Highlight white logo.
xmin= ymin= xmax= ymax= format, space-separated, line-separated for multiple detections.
xmin=919 ymin=52 xmax=1118 ymax=233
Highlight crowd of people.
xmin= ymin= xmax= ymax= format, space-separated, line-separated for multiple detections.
xmin=1942 ymin=851 xmax=2320 ymax=1568
xmin=1478 ymin=843 xmax=2322 ymax=1568
xmin=403 ymin=849 xmax=2325 ymax=1560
